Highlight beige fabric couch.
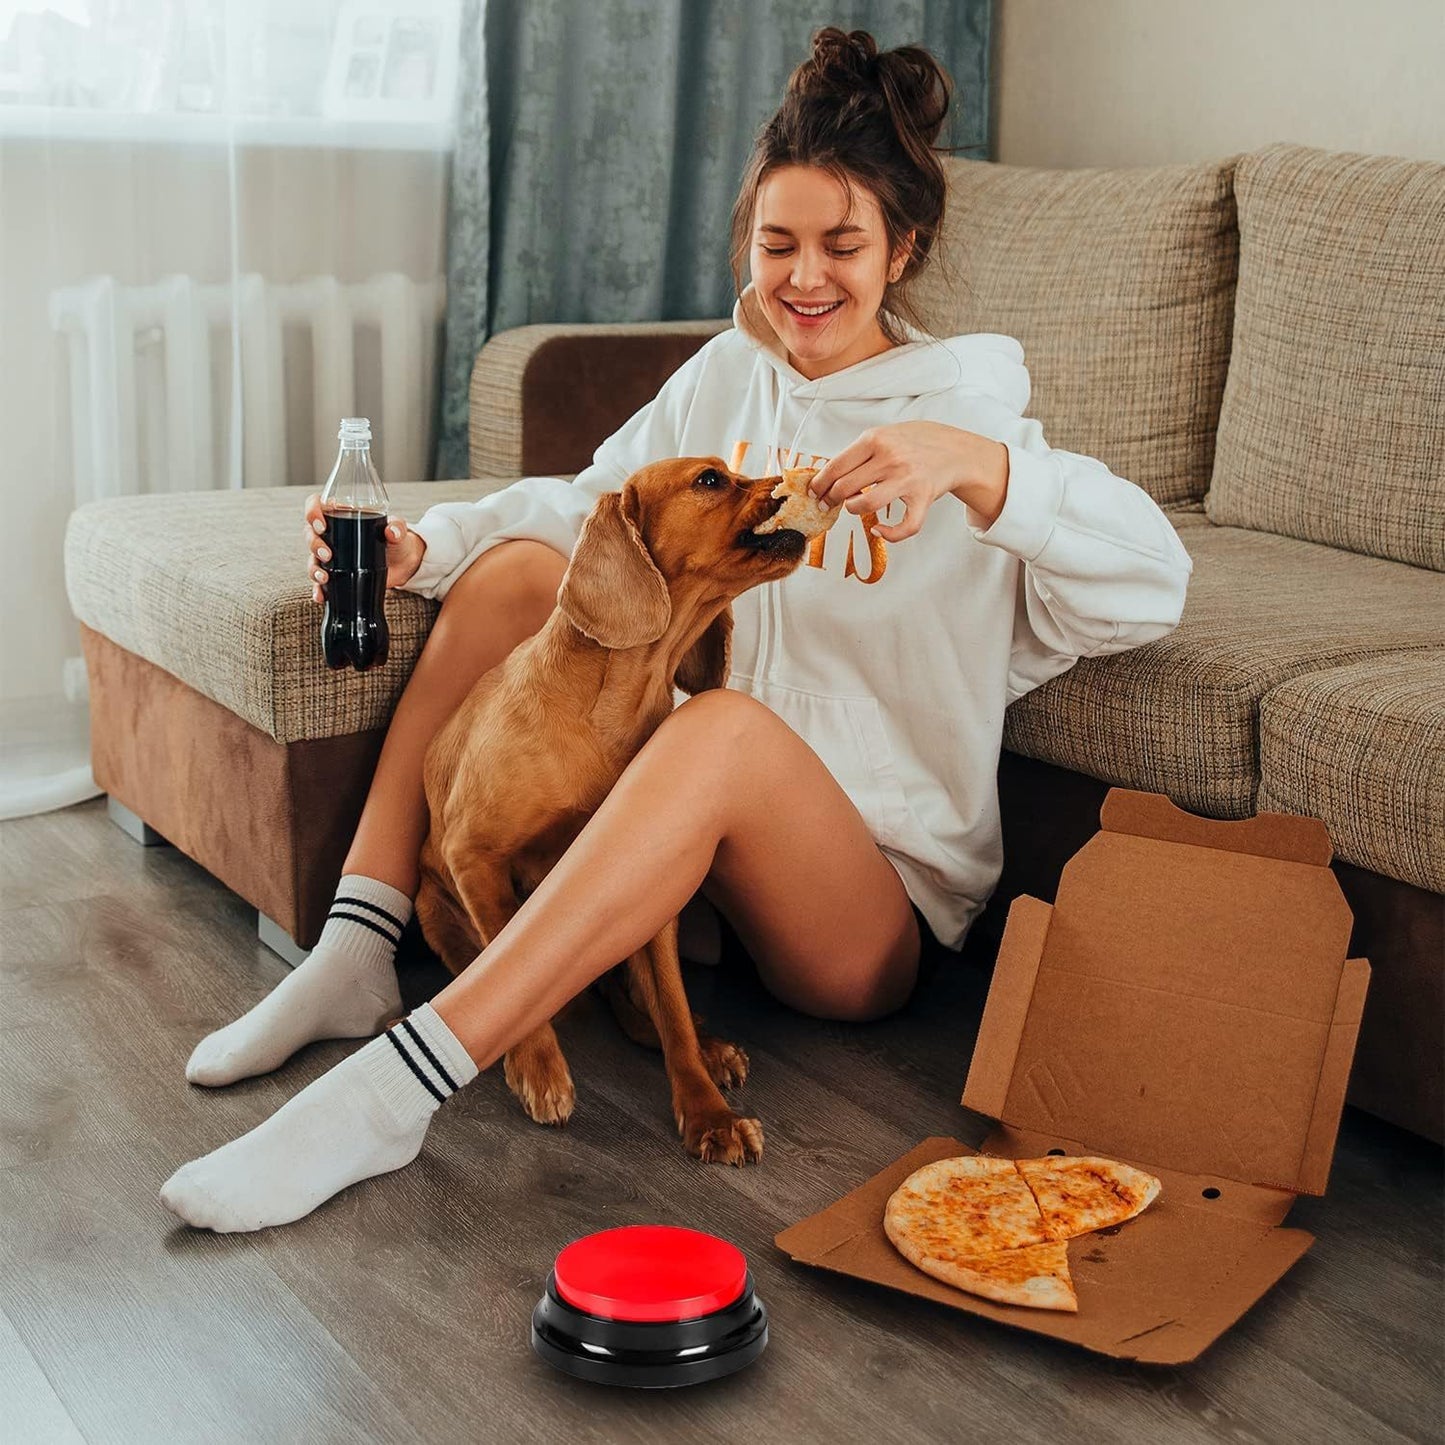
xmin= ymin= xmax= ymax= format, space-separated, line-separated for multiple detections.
xmin=65 ymin=143 xmax=1445 ymax=1140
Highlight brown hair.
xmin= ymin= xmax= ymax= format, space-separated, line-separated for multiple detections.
xmin=728 ymin=27 xmax=954 ymax=345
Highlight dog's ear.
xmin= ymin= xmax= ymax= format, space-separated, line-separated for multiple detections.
xmin=674 ymin=607 xmax=733 ymax=696
xmin=558 ymin=487 xmax=671 ymax=648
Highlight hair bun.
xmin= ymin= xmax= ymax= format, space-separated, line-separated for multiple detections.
xmin=791 ymin=27 xmax=950 ymax=150
xmin=806 ymin=26 xmax=881 ymax=86
xmin=875 ymin=46 xmax=950 ymax=148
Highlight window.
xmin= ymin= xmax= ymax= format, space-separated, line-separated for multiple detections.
xmin=0 ymin=0 xmax=461 ymax=148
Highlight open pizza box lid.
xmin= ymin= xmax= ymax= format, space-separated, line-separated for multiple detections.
xmin=775 ymin=789 xmax=1371 ymax=1364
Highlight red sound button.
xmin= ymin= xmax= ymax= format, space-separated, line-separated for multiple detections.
xmin=553 ymin=1225 xmax=749 ymax=1323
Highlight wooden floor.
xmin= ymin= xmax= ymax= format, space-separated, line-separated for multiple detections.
xmin=3 ymin=798 xmax=1441 ymax=1445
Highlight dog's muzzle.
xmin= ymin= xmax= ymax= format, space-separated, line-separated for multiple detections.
xmin=739 ymin=527 xmax=806 ymax=556
xmin=738 ymin=496 xmax=806 ymax=555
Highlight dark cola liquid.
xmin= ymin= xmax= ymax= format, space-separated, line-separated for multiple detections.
xmin=321 ymin=507 xmax=390 ymax=672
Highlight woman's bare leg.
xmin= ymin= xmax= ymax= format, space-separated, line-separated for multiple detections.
xmin=183 ymin=540 xmax=568 ymax=1085
xmin=432 ymin=686 xmax=922 ymax=1066
xmin=160 ymin=686 xmax=921 ymax=1230
xmin=344 ymin=539 xmax=569 ymax=896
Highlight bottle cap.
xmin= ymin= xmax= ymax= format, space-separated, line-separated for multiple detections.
xmin=531 ymin=1225 xmax=768 ymax=1388
xmin=338 ymin=417 xmax=372 ymax=442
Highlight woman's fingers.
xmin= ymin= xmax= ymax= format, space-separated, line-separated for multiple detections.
xmin=308 ymin=508 xmax=410 ymax=602
xmin=814 ymin=456 xmax=878 ymax=514
xmin=869 ymin=502 xmax=920 ymax=542
xmin=811 ymin=433 xmax=884 ymax=508
xmin=820 ymin=474 xmax=921 ymax=543
xmin=845 ymin=479 xmax=886 ymax=513
xmin=305 ymin=495 xmax=328 ymax=603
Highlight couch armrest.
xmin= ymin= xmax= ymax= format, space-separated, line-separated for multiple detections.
xmin=468 ymin=319 xmax=730 ymax=479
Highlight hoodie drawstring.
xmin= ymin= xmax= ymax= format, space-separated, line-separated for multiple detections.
xmin=789 ymin=396 xmax=822 ymax=468
xmin=767 ymin=374 xmax=821 ymax=474
xmin=757 ymin=384 xmax=823 ymax=678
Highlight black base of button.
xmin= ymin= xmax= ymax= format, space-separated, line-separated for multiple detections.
xmin=531 ymin=1271 xmax=769 ymax=1389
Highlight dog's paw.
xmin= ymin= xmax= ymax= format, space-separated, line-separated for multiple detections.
xmin=504 ymin=1054 xmax=576 ymax=1127
xmin=700 ymin=1037 xmax=749 ymax=1090
xmin=684 ymin=1111 xmax=765 ymax=1166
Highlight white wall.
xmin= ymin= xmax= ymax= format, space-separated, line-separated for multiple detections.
xmin=994 ymin=0 xmax=1444 ymax=167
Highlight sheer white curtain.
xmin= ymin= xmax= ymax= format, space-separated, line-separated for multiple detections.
xmin=0 ymin=0 xmax=461 ymax=818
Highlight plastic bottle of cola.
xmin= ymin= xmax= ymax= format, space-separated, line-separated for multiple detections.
xmin=320 ymin=417 xmax=391 ymax=673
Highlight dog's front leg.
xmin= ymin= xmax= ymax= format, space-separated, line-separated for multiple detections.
xmin=600 ymin=965 xmax=750 ymax=1090
xmin=448 ymin=851 xmax=577 ymax=1128
xmin=630 ymin=926 xmax=763 ymax=1166
xmin=415 ymin=845 xmax=484 ymax=980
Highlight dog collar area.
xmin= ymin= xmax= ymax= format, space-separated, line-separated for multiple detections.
xmin=531 ymin=1225 xmax=769 ymax=1387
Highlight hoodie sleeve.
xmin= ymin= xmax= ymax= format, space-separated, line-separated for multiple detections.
xmin=402 ymin=338 xmax=716 ymax=602
xmin=956 ymin=391 xmax=1195 ymax=704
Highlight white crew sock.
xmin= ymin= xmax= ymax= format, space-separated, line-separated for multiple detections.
xmin=161 ymin=1002 xmax=479 ymax=1232
xmin=186 ymin=875 xmax=411 ymax=1086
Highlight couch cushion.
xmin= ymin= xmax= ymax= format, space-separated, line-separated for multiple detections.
xmin=1206 ymin=144 xmax=1445 ymax=570
xmin=1002 ymin=520 xmax=1445 ymax=818
xmin=64 ymin=480 xmax=501 ymax=744
xmin=1257 ymin=654 xmax=1445 ymax=893
xmin=912 ymin=156 xmax=1239 ymax=510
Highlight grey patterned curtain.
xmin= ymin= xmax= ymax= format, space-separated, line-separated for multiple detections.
xmin=437 ymin=0 xmax=994 ymax=478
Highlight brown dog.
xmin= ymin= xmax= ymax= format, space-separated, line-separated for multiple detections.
xmin=413 ymin=457 xmax=820 ymax=1164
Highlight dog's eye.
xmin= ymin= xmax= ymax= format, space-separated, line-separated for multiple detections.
xmin=692 ymin=469 xmax=725 ymax=490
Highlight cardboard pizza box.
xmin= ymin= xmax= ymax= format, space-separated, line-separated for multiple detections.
xmin=775 ymin=788 xmax=1371 ymax=1364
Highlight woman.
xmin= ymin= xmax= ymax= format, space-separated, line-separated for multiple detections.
xmin=161 ymin=29 xmax=1191 ymax=1231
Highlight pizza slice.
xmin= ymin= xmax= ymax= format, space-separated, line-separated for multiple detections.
xmin=754 ymin=467 xmax=836 ymax=538
xmin=883 ymin=1154 xmax=1052 ymax=1255
xmin=907 ymin=1241 xmax=1077 ymax=1313
xmin=1015 ymin=1156 xmax=1162 ymax=1241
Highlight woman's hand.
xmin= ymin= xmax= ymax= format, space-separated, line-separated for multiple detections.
xmin=806 ymin=421 xmax=1011 ymax=541
xmin=303 ymin=494 xmax=427 ymax=605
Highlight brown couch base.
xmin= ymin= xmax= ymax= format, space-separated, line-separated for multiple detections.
xmin=81 ymin=625 xmax=385 ymax=949
xmin=80 ymin=626 xmax=1443 ymax=1142
xmin=987 ymin=751 xmax=1444 ymax=1144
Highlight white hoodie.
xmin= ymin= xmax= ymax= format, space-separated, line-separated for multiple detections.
xmin=405 ymin=287 xmax=1193 ymax=949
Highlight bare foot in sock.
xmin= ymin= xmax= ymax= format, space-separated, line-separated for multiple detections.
xmin=163 ymin=1004 xmax=478 ymax=1232
xmin=186 ymin=876 xmax=411 ymax=1086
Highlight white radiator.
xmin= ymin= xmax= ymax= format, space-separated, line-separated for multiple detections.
xmin=50 ymin=272 xmax=447 ymax=502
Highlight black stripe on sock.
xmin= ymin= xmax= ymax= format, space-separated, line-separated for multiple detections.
xmin=327 ymin=909 xmax=402 ymax=946
xmin=332 ymin=895 xmax=407 ymax=936
xmin=384 ymin=1029 xmax=447 ymax=1104
xmin=401 ymin=1017 xmax=460 ymax=1094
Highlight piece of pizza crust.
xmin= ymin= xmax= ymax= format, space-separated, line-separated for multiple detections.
xmin=907 ymin=1241 xmax=1077 ymax=1313
xmin=1014 ymin=1156 xmax=1162 ymax=1241
xmin=753 ymin=466 xmax=839 ymax=539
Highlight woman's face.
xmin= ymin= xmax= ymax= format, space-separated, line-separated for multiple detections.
xmin=749 ymin=164 xmax=907 ymax=381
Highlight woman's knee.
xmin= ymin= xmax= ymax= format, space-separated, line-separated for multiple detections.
xmin=651 ymin=690 xmax=788 ymax=804
xmin=827 ymin=963 xmax=917 ymax=1023
xmin=765 ymin=926 xmax=919 ymax=1024
xmin=667 ymin=686 xmax=775 ymax=746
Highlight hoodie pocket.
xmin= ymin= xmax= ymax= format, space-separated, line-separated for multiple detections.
xmin=740 ymin=676 xmax=913 ymax=852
